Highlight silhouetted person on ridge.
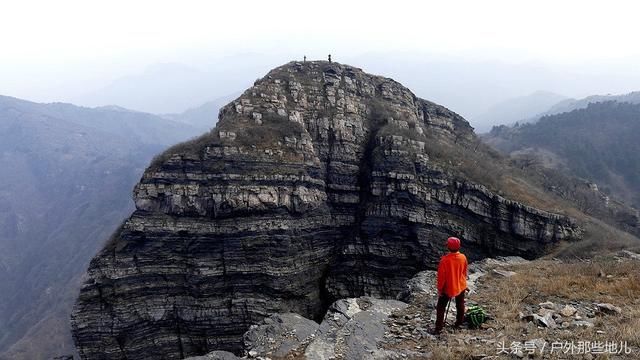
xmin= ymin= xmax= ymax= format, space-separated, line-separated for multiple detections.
xmin=432 ymin=237 xmax=468 ymax=335
xmin=328 ymin=54 xmax=332 ymax=63
xmin=303 ymin=55 xmax=306 ymax=63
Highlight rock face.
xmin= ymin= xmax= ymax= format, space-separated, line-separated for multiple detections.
xmin=71 ymin=61 xmax=579 ymax=359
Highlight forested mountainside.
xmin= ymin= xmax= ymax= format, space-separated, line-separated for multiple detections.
xmin=487 ymin=101 xmax=640 ymax=209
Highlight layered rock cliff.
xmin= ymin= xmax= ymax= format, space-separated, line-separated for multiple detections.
xmin=71 ymin=61 xmax=579 ymax=359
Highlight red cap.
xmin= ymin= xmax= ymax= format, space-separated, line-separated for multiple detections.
xmin=447 ymin=237 xmax=461 ymax=251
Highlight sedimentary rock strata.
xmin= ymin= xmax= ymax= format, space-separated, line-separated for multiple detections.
xmin=72 ymin=61 xmax=579 ymax=359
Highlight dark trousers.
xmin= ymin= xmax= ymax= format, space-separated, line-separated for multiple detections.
xmin=435 ymin=292 xmax=465 ymax=332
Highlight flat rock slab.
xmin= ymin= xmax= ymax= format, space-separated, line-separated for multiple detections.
xmin=304 ymin=297 xmax=408 ymax=360
xmin=216 ymin=297 xmax=411 ymax=360
xmin=396 ymin=270 xmax=437 ymax=302
xmin=492 ymin=269 xmax=517 ymax=278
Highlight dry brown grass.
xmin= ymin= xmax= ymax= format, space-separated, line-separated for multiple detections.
xmin=476 ymin=258 xmax=640 ymax=349
xmin=502 ymin=259 xmax=640 ymax=301
xmin=386 ymin=257 xmax=640 ymax=358
xmin=500 ymin=175 xmax=567 ymax=214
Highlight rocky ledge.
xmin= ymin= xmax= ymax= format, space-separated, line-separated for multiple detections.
xmin=71 ymin=61 xmax=580 ymax=359
xmin=188 ymin=251 xmax=640 ymax=359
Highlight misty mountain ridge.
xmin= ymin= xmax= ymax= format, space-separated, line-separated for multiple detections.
xmin=0 ymin=95 xmax=207 ymax=359
xmin=74 ymin=63 xmax=212 ymax=113
xmin=0 ymin=95 xmax=199 ymax=145
xmin=73 ymin=58 xmax=275 ymax=114
xmin=484 ymin=90 xmax=640 ymax=132
xmin=162 ymin=92 xmax=240 ymax=131
xmin=542 ymin=91 xmax=640 ymax=117
xmin=472 ymin=90 xmax=568 ymax=132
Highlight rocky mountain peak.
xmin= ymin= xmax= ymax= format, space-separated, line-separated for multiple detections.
xmin=217 ymin=60 xmax=473 ymax=148
xmin=71 ymin=61 xmax=579 ymax=359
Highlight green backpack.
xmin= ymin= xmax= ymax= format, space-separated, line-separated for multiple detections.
xmin=466 ymin=305 xmax=487 ymax=328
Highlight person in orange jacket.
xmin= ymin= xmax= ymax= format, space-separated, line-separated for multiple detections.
xmin=433 ymin=236 xmax=468 ymax=334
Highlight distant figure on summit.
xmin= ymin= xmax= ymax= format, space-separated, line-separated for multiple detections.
xmin=328 ymin=54 xmax=332 ymax=63
xmin=432 ymin=237 xmax=468 ymax=334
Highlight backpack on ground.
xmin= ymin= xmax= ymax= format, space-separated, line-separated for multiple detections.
xmin=466 ymin=305 xmax=487 ymax=328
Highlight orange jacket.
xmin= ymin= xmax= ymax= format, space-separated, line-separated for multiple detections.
xmin=437 ymin=252 xmax=468 ymax=297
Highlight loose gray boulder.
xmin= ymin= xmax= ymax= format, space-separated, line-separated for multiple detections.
xmin=244 ymin=313 xmax=319 ymax=358
xmin=396 ymin=270 xmax=437 ymax=302
xmin=596 ymin=303 xmax=622 ymax=315
xmin=184 ymin=350 xmax=241 ymax=360
xmin=559 ymin=305 xmax=577 ymax=317
xmin=492 ymin=269 xmax=517 ymax=278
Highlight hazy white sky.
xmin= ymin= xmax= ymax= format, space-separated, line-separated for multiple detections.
xmin=2 ymin=0 xmax=640 ymax=111
xmin=3 ymin=0 xmax=639 ymax=62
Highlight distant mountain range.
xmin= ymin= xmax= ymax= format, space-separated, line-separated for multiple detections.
xmin=485 ymin=101 xmax=640 ymax=209
xmin=0 ymin=95 xmax=209 ymax=359
xmin=74 ymin=60 xmax=267 ymax=114
xmin=541 ymin=91 xmax=640 ymax=117
xmin=479 ymin=90 xmax=640 ymax=133
xmin=472 ymin=91 xmax=568 ymax=132
xmin=163 ymin=92 xmax=240 ymax=131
